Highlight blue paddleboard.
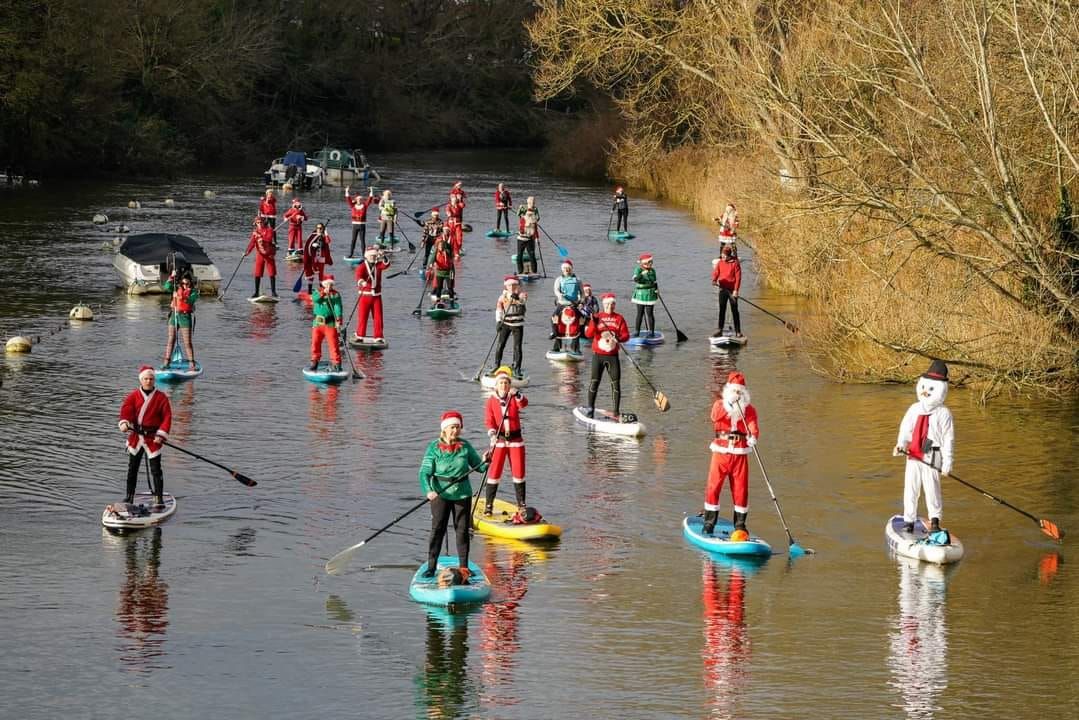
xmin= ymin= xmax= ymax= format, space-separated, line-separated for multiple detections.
xmin=302 ymin=362 xmax=350 ymax=384
xmin=683 ymin=514 xmax=772 ymax=557
xmin=626 ymin=330 xmax=665 ymax=347
xmin=409 ymin=556 xmax=491 ymax=607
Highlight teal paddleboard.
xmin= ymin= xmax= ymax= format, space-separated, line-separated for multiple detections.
xmin=409 ymin=557 xmax=491 ymax=607
xmin=683 ymin=514 xmax=772 ymax=557
xmin=426 ymin=301 xmax=462 ymax=319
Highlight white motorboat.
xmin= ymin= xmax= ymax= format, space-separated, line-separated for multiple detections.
xmin=112 ymin=233 xmax=221 ymax=295
xmin=311 ymin=147 xmax=381 ymax=187
xmin=264 ymin=150 xmax=325 ymax=190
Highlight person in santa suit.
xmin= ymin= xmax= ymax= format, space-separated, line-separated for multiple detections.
xmin=282 ymin=198 xmax=308 ymax=254
xmin=703 ymin=371 xmax=760 ymax=536
xmin=421 ymin=209 xmax=444 ymax=270
xmin=309 ymin=276 xmax=343 ymax=371
xmin=258 ymin=188 xmax=277 ymax=231
xmin=344 ymin=185 xmax=377 ymax=257
xmin=893 ymin=359 xmax=954 ymax=534
xmin=583 ymin=293 xmax=632 ymax=420
xmin=419 ymin=411 xmax=491 ymax=579
xmin=449 ymin=180 xmax=467 ymax=220
xmin=446 ymin=194 xmax=465 ymax=256
xmin=515 ymin=197 xmax=539 ymax=274
xmin=631 ymin=253 xmax=659 ymax=337
xmin=161 ymin=269 xmax=198 ymax=370
xmin=482 ymin=366 xmax=529 ymax=515
xmin=353 ymin=245 xmax=390 ymax=342
xmin=550 ymin=259 xmax=583 ymax=353
xmin=430 ymin=228 xmax=457 ymax=304
xmin=118 ymin=366 xmax=173 ymax=508
xmin=578 ymin=283 xmax=599 ymax=320
xmin=711 ymin=244 xmax=743 ymax=338
xmin=493 ymin=276 xmax=527 ymax=376
xmin=302 ymin=222 xmax=334 ymax=294
xmin=246 ymin=216 xmax=278 ymax=298
xmin=612 ymin=186 xmax=629 ymax=232
xmin=494 ymin=183 xmax=512 ymax=232
xmin=714 ymin=203 xmax=739 ymax=243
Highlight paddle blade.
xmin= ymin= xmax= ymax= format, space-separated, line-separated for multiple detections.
xmin=786 ymin=322 xmax=800 ymax=334
xmin=292 ymin=274 xmax=304 ymax=293
xmin=231 ymin=472 xmax=257 ymax=487
xmin=789 ymin=542 xmax=814 ymax=556
xmin=654 ymin=391 xmax=671 ymax=412
xmin=1039 ymin=519 xmax=1064 ymax=541
xmin=325 ymin=541 xmax=365 ymax=575
xmin=675 ymin=329 xmax=689 ymax=343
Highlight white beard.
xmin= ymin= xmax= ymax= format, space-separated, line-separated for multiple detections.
xmin=722 ymin=384 xmax=751 ymax=419
xmin=916 ymin=377 xmax=948 ymax=413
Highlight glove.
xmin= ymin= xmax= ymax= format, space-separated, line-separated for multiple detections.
xmin=513 ymin=390 xmax=523 ymax=399
xmin=747 ymin=436 xmax=757 ymax=448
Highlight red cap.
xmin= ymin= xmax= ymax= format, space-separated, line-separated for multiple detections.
xmin=440 ymin=410 xmax=463 ymax=429
xmin=582 ymin=283 xmax=592 ymax=289
xmin=727 ymin=371 xmax=746 ymax=387
xmin=601 ymin=292 xmax=616 ymax=301
xmin=321 ymin=275 xmax=336 ymax=286
xmin=638 ymin=253 xmax=653 ymax=262
xmin=292 ymin=199 xmax=301 ymax=206
xmin=504 ymin=275 xmax=519 ymax=284
xmin=616 ymin=186 xmax=624 ymax=192
xmin=561 ymin=259 xmax=573 ymax=267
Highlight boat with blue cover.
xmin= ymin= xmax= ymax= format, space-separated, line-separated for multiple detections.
xmin=683 ymin=514 xmax=773 ymax=557
xmin=409 ymin=556 xmax=491 ymax=608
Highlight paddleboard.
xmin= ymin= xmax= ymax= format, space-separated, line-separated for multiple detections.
xmin=486 ymin=229 xmax=512 ymax=238
xmin=409 ymin=556 xmax=491 ymax=608
xmin=626 ymin=330 xmax=665 ymax=347
xmin=472 ymin=497 xmax=562 ymax=541
xmin=302 ymin=362 xmax=350 ymax=384
xmin=885 ymin=515 xmax=964 ymax=565
xmin=479 ymin=372 xmax=529 ymax=389
xmin=348 ymin=335 xmax=388 ymax=350
xmin=572 ymin=406 xmax=646 ymax=437
xmin=285 ymin=251 xmax=303 ymax=263
xmin=344 ymin=256 xmax=364 ymax=266
xmin=710 ymin=333 xmax=748 ymax=347
xmin=509 ymin=255 xmax=540 ymax=278
xmin=102 ymin=493 xmax=177 ymax=530
xmin=682 ymin=514 xmax=773 ymax=557
xmin=545 ymin=349 xmax=584 ymax=363
xmin=247 ymin=294 xmax=280 ymax=304
xmin=609 ymin=231 xmax=635 ymax=241
xmin=156 ymin=360 xmax=203 ymax=383
xmin=426 ymin=302 xmax=462 ymax=319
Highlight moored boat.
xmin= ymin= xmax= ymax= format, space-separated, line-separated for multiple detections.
xmin=112 ymin=233 xmax=221 ymax=295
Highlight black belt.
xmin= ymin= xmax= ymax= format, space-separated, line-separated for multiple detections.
xmin=715 ymin=431 xmax=746 ymax=440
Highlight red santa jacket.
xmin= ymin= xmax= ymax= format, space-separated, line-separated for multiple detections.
xmin=485 ymin=392 xmax=528 ymax=443
xmin=494 ymin=189 xmax=512 ymax=209
xmin=303 ymin=232 xmax=333 ymax=266
xmin=712 ymin=256 xmax=742 ymax=292
xmin=283 ymin=206 xmax=307 ymax=226
xmin=354 ymin=259 xmax=390 ymax=296
xmin=584 ymin=312 xmax=630 ymax=355
xmin=449 ymin=187 xmax=467 ymax=206
xmin=446 ymin=202 xmax=464 ymax=222
xmin=258 ymin=196 xmax=277 ymax=219
xmin=119 ymin=388 xmax=172 ymax=457
xmin=710 ymin=401 xmax=759 ymax=454
xmin=554 ymin=305 xmax=581 ymax=337
xmin=345 ymin=192 xmax=376 ymax=222
xmin=246 ymin=226 xmax=277 ymax=258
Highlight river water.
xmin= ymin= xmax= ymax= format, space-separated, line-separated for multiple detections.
xmin=0 ymin=151 xmax=1076 ymax=719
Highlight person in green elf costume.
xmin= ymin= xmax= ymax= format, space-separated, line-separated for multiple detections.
xmin=162 ymin=269 xmax=198 ymax=370
xmin=631 ymin=252 xmax=659 ymax=337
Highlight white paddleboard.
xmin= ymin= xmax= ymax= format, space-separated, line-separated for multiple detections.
xmin=709 ymin=333 xmax=748 ymax=347
xmin=348 ymin=336 xmax=388 ymax=350
xmin=248 ymin=295 xmax=280 ymax=304
xmin=885 ymin=515 xmax=964 ymax=565
xmin=572 ymin=406 xmax=646 ymax=437
xmin=102 ymin=493 xmax=177 ymax=530
xmin=545 ymin=349 xmax=584 ymax=363
xmin=480 ymin=373 xmax=529 ymax=389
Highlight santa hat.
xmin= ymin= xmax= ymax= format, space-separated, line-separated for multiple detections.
xmin=503 ymin=275 xmax=519 ymax=286
xmin=615 ymin=186 xmax=624 ymax=193
xmin=138 ymin=364 xmax=156 ymax=380
xmin=321 ymin=275 xmax=336 ymax=287
xmin=440 ymin=410 xmax=463 ymax=430
xmin=364 ymin=246 xmax=379 ymax=257
xmin=561 ymin=259 xmax=573 ymax=269
xmin=921 ymin=359 xmax=949 ymax=382
xmin=638 ymin=253 xmax=653 ymax=263
xmin=453 ymin=180 xmax=463 ymax=188
xmin=726 ymin=371 xmax=746 ymax=389
xmin=600 ymin=292 xmax=616 ymax=306
xmin=292 ymin=199 xmax=301 ymax=206
xmin=493 ymin=365 xmax=514 ymax=380
xmin=582 ymin=283 xmax=592 ymax=290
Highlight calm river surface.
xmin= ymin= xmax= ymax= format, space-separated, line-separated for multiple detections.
xmin=0 ymin=151 xmax=1076 ymax=719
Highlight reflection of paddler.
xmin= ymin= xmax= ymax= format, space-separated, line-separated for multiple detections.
xmin=116 ymin=528 xmax=170 ymax=666
xmin=702 ymin=560 xmax=748 ymax=715
xmin=887 ymin=558 xmax=949 ymax=720
xmin=420 ymin=610 xmax=473 ymax=717
xmin=479 ymin=545 xmax=529 ymax=692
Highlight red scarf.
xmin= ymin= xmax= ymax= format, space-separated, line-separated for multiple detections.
xmin=909 ymin=413 xmax=930 ymax=460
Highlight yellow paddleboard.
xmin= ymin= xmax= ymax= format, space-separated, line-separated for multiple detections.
xmin=472 ymin=497 xmax=562 ymax=541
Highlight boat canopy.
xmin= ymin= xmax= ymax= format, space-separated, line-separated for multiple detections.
xmin=119 ymin=234 xmax=214 ymax=265
xmin=283 ymin=151 xmax=307 ymax=168
xmin=313 ymin=147 xmax=357 ymax=170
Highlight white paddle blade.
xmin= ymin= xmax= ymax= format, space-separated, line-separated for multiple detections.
xmin=325 ymin=540 xmax=366 ymax=575
xmin=655 ymin=392 xmax=671 ymax=412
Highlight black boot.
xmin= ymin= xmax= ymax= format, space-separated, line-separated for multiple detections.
xmin=551 ymin=339 xmax=561 ymax=352
xmin=930 ymin=517 xmax=941 ymax=533
xmin=270 ymin=276 xmax=278 ymax=296
xmin=702 ymin=510 xmax=718 ymax=535
xmin=422 ymin=558 xmax=437 ymax=579
xmin=733 ymin=511 xmax=747 ymax=531
xmin=483 ymin=483 xmax=497 ymax=516
xmin=251 ymin=277 xmax=261 ymax=298
xmin=514 ymin=481 xmax=526 ymax=509
xmin=902 ymin=520 xmax=915 ymax=533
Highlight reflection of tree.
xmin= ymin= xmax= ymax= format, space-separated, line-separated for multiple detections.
xmin=887 ymin=559 xmax=950 ymax=720
xmin=416 ymin=610 xmax=475 ymax=720
xmin=701 ymin=560 xmax=749 ymax=720
xmin=115 ymin=528 xmax=170 ymax=672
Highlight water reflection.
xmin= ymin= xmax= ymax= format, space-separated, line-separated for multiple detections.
xmin=887 ymin=558 xmax=952 ymax=719
xmin=245 ymin=304 xmax=279 ymax=342
xmin=477 ymin=541 xmax=536 ymax=711
xmin=415 ymin=608 xmax=479 ymax=720
xmin=113 ymin=528 xmax=170 ymax=672
xmin=701 ymin=556 xmax=762 ymax=720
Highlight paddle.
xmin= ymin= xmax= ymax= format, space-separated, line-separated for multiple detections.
xmin=395 ymin=224 xmax=417 ymax=254
xmin=737 ymin=401 xmax=812 ymax=556
xmin=471 ymin=320 xmax=505 ymax=382
xmin=387 ymin=247 xmax=420 ymax=279
xmin=219 ymin=252 xmax=246 ymax=298
xmin=411 ymin=268 xmax=432 ymax=316
xmin=133 ymin=429 xmax=257 ymax=487
xmin=325 ymin=471 xmax=477 ymax=575
xmin=617 ymin=343 xmax=671 ymax=411
xmin=656 ymin=292 xmax=688 ymax=343
xmin=535 ymin=232 xmax=548 ymax=278
xmin=740 ymin=297 xmax=799 ymax=333
xmin=413 ymin=202 xmax=447 ymax=220
xmin=605 ymin=205 xmax=615 ymax=239
xmin=900 ymin=451 xmax=1064 ymax=541
xmin=536 ymin=223 xmax=570 ymax=258
xmin=471 ymin=398 xmax=513 ymax=520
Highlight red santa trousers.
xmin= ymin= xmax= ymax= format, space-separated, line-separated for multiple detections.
xmin=489 ymin=443 xmax=526 ymax=483
xmin=310 ymin=326 xmax=341 ymax=365
xmin=705 ymin=452 xmax=749 ymax=513
xmin=253 ymin=254 xmax=276 ymax=278
xmin=288 ymin=225 xmax=303 ymax=251
xmin=357 ymin=295 xmax=384 ymax=338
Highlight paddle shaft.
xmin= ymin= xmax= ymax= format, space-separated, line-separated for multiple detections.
xmin=605 ymin=207 xmax=614 ymax=239
xmin=473 ymin=320 xmax=505 ymax=381
xmin=412 ymin=267 xmax=432 ymax=315
xmin=740 ymin=297 xmax=798 ymax=333
xmin=324 ymin=294 xmax=363 ymax=380
xmin=220 ymin=252 xmax=246 ymax=297
xmin=414 ymin=202 xmax=448 ymax=219
xmin=472 ymin=400 xmax=513 ymax=517
xmin=395 ymin=223 xmax=417 ymax=253
xmin=130 ymin=428 xmax=256 ymax=487
xmin=617 ymin=342 xmax=662 ymax=397
xmin=656 ymin=292 xmax=688 ymax=342
xmin=536 ymin=223 xmax=570 ymax=258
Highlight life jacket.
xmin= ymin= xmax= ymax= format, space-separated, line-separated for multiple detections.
xmin=380 ymin=200 xmax=396 ymax=219
xmin=559 ymin=274 xmax=582 ymax=303
xmin=502 ymin=293 xmax=526 ymax=325
xmin=171 ymin=285 xmax=194 ymax=314
xmin=434 ymin=242 xmax=453 ymax=270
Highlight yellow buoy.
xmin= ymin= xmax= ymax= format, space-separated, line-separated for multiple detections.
xmin=128 ymin=200 xmax=141 ymax=209
xmin=69 ymin=303 xmax=94 ymax=321
xmin=5 ymin=336 xmax=32 ymax=353
xmin=282 ymin=182 xmax=294 ymax=193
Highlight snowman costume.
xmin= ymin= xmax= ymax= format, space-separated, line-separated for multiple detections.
xmin=893 ymin=360 xmax=954 ymax=531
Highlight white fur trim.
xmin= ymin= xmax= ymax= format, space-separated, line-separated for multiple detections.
xmin=440 ymin=417 xmax=462 ymax=430
xmin=139 ymin=368 xmax=156 ymax=380
xmin=704 ymin=502 xmax=720 ymax=511
xmin=710 ymin=441 xmax=750 ymax=455
xmin=733 ymin=504 xmax=749 ymax=513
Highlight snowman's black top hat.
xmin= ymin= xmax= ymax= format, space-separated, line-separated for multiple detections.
xmin=921 ymin=359 xmax=949 ymax=382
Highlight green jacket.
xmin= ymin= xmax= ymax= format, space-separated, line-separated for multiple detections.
xmin=632 ymin=267 xmax=658 ymax=304
xmin=163 ymin=278 xmax=198 ymax=327
xmin=419 ymin=439 xmax=487 ymax=501
xmin=311 ymin=289 xmax=343 ymax=327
